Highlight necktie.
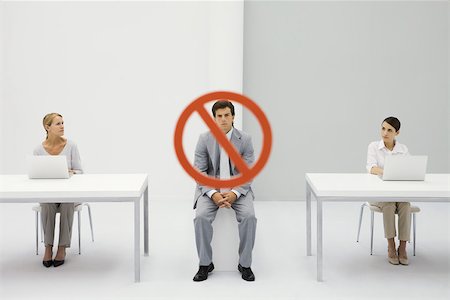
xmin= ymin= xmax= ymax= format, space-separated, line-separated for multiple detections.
xmin=220 ymin=146 xmax=231 ymax=193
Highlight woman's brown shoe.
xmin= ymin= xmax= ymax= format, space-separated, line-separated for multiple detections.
xmin=388 ymin=248 xmax=399 ymax=265
xmin=398 ymin=249 xmax=409 ymax=265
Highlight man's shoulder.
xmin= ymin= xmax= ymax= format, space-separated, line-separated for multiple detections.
xmin=199 ymin=131 xmax=213 ymax=140
xmin=233 ymin=128 xmax=252 ymax=141
xmin=238 ymin=129 xmax=251 ymax=138
xmin=197 ymin=131 xmax=217 ymax=147
xmin=199 ymin=128 xmax=252 ymax=142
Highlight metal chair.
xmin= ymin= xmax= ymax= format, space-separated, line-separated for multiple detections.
xmin=356 ymin=202 xmax=420 ymax=256
xmin=33 ymin=203 xmax=94 ymax=255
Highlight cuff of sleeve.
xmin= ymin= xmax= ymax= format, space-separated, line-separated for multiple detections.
xmin=206 ymin=190 xmax=218 ymax=199
xmin=231 ymin=189 xmax=241 ymax=199
xmin=366 ymin=165 xmax=377 ymax=173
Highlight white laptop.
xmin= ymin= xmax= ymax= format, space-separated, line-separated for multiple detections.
xmin=381 ymin=155 xmax=428 ymax=181
xmin=27 ymin=155 xmax=70 ymax=179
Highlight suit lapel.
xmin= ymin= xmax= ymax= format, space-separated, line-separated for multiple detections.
xmin=207 ymin=134 xmax=220 ymax=175
xmin=230 ymin=128 xmax=243 ymax=175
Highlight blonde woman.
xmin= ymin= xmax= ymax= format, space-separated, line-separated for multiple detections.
xmin=366 ymin=116 xmax=411 ymax=265
xmin=34 ymin=113 xmax=83 ymax=267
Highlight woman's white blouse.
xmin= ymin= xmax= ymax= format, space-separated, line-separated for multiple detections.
xmin=366 ymin=140 xmax=409 ymax=172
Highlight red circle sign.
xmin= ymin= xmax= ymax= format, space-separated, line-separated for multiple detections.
xmin=174 ymin=91 xmax=272 ymax=188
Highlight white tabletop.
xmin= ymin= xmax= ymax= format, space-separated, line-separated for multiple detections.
xmin=305 ymin=173 xmax=450 ymax=199
xmin=0 ymin=174 xmax=148 ymax=201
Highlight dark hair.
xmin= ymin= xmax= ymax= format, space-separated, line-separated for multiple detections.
xmin=382 ymin=116 xmax=401 ymax=132
xmin=212 ymin=100 xmax=235 ymax=117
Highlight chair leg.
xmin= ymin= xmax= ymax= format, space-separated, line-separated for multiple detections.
xmin=413 ymin=213 xmax=416 ymax=256
xmin=85 ymin=204 xmax=94 ymax=242
xmin=370 ymin=211 xmax=374 ymax=255
xmin=35 ymin=211 xmax=39 ymax=255
xmin=78 ymin=211 xmax=81 ymax=255
xmin=40 ymin=213 xmax=44 ymax=243
xmin=357 ymin=203 xmax=365 ymax=242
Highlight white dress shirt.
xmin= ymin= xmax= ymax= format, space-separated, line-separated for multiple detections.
xmin=206 ymin=128 xmax=241 ymax=199
xmin=366 ymin=139 xmax=409 ymax=172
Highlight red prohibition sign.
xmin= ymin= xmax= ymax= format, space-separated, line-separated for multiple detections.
xmin=174 ymin=91 xmax=272 ymax=188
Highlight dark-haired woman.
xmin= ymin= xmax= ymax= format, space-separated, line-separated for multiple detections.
xmin=366 ymin=117 xmax=410 ymax=265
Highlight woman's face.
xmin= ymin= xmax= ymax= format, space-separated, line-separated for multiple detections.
xmin=380 ymin=121 xmax=398 ymax=144
xmin=46 ymin=116 xmax=64 ymax=137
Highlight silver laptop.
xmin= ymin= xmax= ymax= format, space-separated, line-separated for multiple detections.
xmin=27 ymin=155 xmax=70 ymax=179
xmin=381 ymin=155 xmax=428 ymax=181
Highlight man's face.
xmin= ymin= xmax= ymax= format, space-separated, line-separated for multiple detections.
xmin=214 ymin=107 xmax=234 ymax=134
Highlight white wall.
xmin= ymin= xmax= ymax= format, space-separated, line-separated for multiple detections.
xmin=243 ymin=1 xmax=449 ymax=200
xmin=1 ymin=1 xmax=244 ymax=200
xmin=207 ymin=1 xmax=244 ymax=126
xmin=0 ymin=1 xmax=4 ymax=167
xmin=448 ymin=0 xmax=450 ymax=169
xmin=183 ymin=1 xmax=244 ymax=166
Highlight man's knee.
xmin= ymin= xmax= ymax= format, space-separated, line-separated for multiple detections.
xmin=194 ymin=210 xmax=213 ymax=224
xmin=238 ymin=211 xmax=257 ymax=223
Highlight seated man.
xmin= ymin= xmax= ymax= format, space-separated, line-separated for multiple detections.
xmin=192 ymin=100 xmax=257 ymax=282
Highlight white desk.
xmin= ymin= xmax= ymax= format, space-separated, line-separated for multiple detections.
xmin=0 ymin=174 xmax=149 ymax=282
xmin=305 ymin=173 xmax=450 ymax=281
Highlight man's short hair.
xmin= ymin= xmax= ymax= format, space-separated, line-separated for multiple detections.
xmin=212 ymin=100 xmax=235 ymax=117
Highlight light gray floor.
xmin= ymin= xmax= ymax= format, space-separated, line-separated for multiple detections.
xmin=0 ymin=200 xmax=449 ymax=300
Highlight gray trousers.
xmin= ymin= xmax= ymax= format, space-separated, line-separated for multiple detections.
xmin=40 ymin=203 xmax=74 ymax=247
xmin=194 ymin=194 xmax=257 ymax=268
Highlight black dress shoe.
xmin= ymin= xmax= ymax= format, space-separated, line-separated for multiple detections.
xmin=238 ymin=264 xmax=255 ymax=281
xmin=53 ymin=259 xmax=65 ymax=267
xmin=193 ymin=263 xmax=214 ymax=281
xmin=42 ymin=260 xmax=53 ymax=268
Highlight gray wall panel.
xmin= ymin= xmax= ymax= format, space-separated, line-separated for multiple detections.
xmin=243 ymin=1 xmax=449 ymax=201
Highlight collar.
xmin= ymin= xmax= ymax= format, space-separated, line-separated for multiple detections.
xmin=378 ymin=139 xmax=404 ymax=153
xmin=226 ymin=127 xmax=234 ymax=140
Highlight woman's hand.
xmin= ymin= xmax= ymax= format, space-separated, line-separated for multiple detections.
xmin=370 ymin=166 xmax=383 ymax=176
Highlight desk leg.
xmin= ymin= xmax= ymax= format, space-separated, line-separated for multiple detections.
xmin=144 ymin=186 xmax=149 ymax=256
xmin=317 ymin=197 xmax=323 ymax=282
xmin=306 ymin=183 xmax=312 ymax=256
xmin=134 ymin=198 xmax=141 ymax=283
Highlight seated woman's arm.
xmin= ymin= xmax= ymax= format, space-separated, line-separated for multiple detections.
xmin=366 ymin=143 xmax=383 ymax=175
xmin=70 ymin=142 xmax=83 ymax=174
xmin=370 ymin=166 xmax=383 ymax=175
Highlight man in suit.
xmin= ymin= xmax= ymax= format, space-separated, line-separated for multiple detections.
xmin=193 ymin=100 xmax=257 ymax=282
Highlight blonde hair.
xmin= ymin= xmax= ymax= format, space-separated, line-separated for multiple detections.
xmin=43 ymin=113 xmax=63 ymax=138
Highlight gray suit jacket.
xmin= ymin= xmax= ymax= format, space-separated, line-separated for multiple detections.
xmin=193 ymin=128 xmax=255 ymax=208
